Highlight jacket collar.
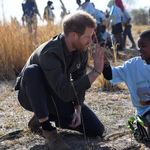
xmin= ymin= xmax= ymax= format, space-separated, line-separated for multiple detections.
xmin=61 ymin=33 xmax=72 ymax=56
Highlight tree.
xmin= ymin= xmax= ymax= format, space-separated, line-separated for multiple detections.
xmin=130 ymin=7 xmax=149 ymax=25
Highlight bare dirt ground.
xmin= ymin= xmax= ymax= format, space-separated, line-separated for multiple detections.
xmin=1 ymin=48 xmax=150 ymax=150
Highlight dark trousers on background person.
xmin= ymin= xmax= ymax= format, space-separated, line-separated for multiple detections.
xmin=18 ymin=64 xmax=105 ymax=137
xmin=123 ymin=25 xmax=135 ymax=48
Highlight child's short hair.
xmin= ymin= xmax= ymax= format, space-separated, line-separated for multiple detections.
xmin=139 ymin=30 xmax=150 ymax=41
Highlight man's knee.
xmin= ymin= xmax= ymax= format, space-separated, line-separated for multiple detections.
xmin=24 ymin=64 xmax=41 ymax=78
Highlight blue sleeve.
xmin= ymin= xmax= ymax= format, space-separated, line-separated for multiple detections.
xmin=111 ymin=59 xmax=133 ymax=85
xmin=111 ymin=66 xmax=125 ymax=85
xmin=124 ymin=11 xmax=131 ymax=19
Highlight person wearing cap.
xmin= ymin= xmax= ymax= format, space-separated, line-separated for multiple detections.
xmin=15 ymin=10 xmax=105 ymax=150
xmin=76 ymin=0 xmax=82 ymax=10
xmin=43 ymin=1 xmax=55 ymax=25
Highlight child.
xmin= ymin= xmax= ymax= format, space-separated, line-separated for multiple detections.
xmin=103 ymin=29 xmax=150 ymax=135
xmin=100 ymin=24 xmax=115 ymax=49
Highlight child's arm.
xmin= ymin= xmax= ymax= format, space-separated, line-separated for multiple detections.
xmin=103 ymin=65 xmax=112 ymax=80
xmin=103 ymin=55 xmax=112 ymax=80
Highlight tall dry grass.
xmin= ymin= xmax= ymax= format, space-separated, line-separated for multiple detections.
xmin=0 ymin=19 xmax=62 ymax=80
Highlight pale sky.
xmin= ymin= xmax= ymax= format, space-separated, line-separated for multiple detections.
xmin=0 ymin=0 xmax=149 ymax=26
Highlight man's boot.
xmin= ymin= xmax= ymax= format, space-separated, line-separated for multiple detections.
xmin=43 ymin=130 xmax=70 ymax=150
xmin=28 ymin=114 xmax=41 ymax=133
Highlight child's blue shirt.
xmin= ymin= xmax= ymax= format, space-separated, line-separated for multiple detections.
xmin=110 ymin=5 xmax=123 ymax=26
xmin=94 ymin=9 xmax=103 ymax=25
xmin=122 ymin=10 xmax=132 ymax=25
xmin=111 ymin=57 xmax=150 ymax=116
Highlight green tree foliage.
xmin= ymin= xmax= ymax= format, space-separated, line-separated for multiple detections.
xmin=130 ymin=7 xmax=149 ymax=25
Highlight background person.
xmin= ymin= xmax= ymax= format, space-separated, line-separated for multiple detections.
xmin=22 ymin=0 xmax=42 ymax=41
xmin=15 ymin=10 xmax=105 ymax=150
xmin=80 ymin=0 xmax=95 ymax=17
xmin=100 ymin=24 xmax=115 ymax=49
xmin=114 ymin=0 xmax=124 ymax=13
xmin=92 ymin=3 xmax=105 ymax=43
xmin=43 ymin=1 xmax=55 ymax=25
xmin=122 ymin=10 xmax=136 ymax=49
xmin=107 ymin=0 xmax=123 ymax=51
xmin=76 ymin=0 xmax=82 ymax=10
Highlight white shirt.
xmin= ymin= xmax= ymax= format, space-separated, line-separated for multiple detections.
xmin=48 ymin=6 xmax=53 ymax=20
xmin=81 ymin=2 xmax=95 ymax=17
xmin=94 ymin=9 xmax=105 ymax=25
xmin=122 ymin=10 xmax=132 ymax=25
xmin=111 ymin=57 xmax=150 ymax=116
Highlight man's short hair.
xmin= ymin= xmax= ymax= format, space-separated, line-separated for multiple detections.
xmin=139 ymin=30 xmax=150 ymax=41
xmin=62 ymin=10 xmax=97 ymax=37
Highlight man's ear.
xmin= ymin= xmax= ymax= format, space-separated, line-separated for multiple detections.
xmin=71 ymin=32 xmax=78 ymax=40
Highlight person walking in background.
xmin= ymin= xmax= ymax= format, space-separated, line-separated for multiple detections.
xmin=80 ymin=0 xmax=95 ymax=17
xmin=122 ymin=10 xmax=136 ymax=49
xmin=43 ymin=1 xmax=55 ymax=25
xmin=14 ymin=10 xmax=105 ymax=150
xmin=107 ymin=0 xmax=123 ymax=51
xmin=76 ymin=0 xmax=82 ymax=10
xmin=22 ymin=0 xmax=42 ymax=41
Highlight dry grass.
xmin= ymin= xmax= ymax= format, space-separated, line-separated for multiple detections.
xmin=0 ymin=19 xmax=62 ymax=80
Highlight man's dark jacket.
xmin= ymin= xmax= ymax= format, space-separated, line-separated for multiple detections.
xmin=15 ymin=33 xmax=91 ymax=106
